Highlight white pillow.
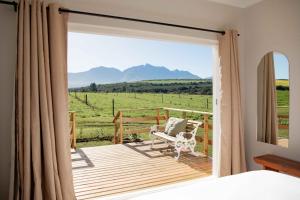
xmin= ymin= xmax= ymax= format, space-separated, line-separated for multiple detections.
xmin=164 ymin=117 xmax=187 ymax=136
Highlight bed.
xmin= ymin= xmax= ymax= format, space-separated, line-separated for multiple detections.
xmin=124 ymin=170 xmax=300 ymax=200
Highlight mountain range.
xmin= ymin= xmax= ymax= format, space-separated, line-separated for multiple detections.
xmin=68 ymin=64 xmax=200 ymax=88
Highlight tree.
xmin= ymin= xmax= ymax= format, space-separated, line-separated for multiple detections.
xmin=89 ymin=82 xmax=97 ymax=92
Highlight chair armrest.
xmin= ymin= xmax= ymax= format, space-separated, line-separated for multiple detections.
xmin=150 ymin=125 xmax=165 ymax=134
xmin=150 ymin=125 xmax=165 ymax=133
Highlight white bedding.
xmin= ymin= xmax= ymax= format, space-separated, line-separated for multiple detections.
xmin=126 ymin=170 xmax=300 ymax=200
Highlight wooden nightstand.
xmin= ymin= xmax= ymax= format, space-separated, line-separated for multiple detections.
xmin=254 ymin=154 xmax=300 ymax=177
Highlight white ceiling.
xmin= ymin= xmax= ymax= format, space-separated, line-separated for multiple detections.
xmin=207 ymin=0 xmax=264 ymax=8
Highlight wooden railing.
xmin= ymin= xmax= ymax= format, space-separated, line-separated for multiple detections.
xmin=278 ymin=114 xmax=289 ymax=130
xmin=113 ymin=107 xmax=213 ymax=156
xmin=69 ymin=111 xmax=77 ymax=150
xmin=112 ymin=108 xmax=167 ymax=144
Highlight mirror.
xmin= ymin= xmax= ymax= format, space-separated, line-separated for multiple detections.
xmin=257 ymin=51 xmax=289 ymax=148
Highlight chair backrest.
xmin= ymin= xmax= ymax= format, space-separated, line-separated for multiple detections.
xmin=185 ymin=120 xmax=202 ymax=136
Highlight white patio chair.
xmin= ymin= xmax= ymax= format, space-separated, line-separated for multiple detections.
xmin=150 ymin=119 xmax=202 ymax=160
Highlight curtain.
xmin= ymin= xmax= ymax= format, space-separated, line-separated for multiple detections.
xmin=15 ymin=0 xmax=75 ymax=199
xmin=218 ymin=30 xmax=247 ymax=176
xmin=257 ymin=52 xmax=278 ymax=145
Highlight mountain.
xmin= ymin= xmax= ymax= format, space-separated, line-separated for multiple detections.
xmin=68 ymin=64 xmax=200 ymax=88
xmin=122 ymin=64 xmax=199 ymax=82
xmin=68 ymin=67 xmax=123 ymax=88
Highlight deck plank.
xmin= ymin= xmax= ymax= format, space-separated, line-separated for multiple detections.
xmin=72 ymin=141 xmax=212 ymax=199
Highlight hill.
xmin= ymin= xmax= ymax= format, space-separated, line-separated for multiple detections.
xmin=69 ymin=79 xmax=212 ymax=95
xmin=68 ymin=64 xmax=200 ymax=88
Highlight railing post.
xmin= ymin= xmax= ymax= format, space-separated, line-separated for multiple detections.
xmin=156 ymin=108 xmax=160 ymax=125
xmin=114 ymin=122 xmax=118 ymax=144
xmin=203 ymin=114 xmax=209 ymax=157
xmin=119 ymin=111 xmax=123 ymax=144
xmin=113 ymin=111 xmax=121 ymax=144
xmin=70 ymin=112 xmax=77 ymax=149
xmin=165 ymin=109 xmax=169 ymax=121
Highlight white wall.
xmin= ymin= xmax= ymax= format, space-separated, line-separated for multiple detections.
xmin=62 ymin=0 xmax=243 ymax=43
xmin=63 ymin=0 xmax=242 ymax=29
xmin=243 ymin=0 xmax=300 ymax=170
xmin=0 ymin=4 xmax=17 ymax=200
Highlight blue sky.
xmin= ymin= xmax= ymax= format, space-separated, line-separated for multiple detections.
xmin=274 ymin=52 xmax=289 ymax=79
xmin=68 ymin=32 xmax=288 ymax=80
xmin=68 ymin=32 xmax=213 ymax=78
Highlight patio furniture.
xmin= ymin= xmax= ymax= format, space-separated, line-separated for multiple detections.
xmin=113 ymin=107 xmax=212 ymax=157
xmin=150 ymin=118 xmax=202 ymax=160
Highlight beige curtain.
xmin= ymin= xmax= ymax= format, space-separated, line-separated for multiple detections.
xmin=15 ymin=0 xmax=75 ymax=199
xmin=218 ymin=30 xmax=247 ymax=176
xmin=257 ymin=52 xmax=278 ymax=145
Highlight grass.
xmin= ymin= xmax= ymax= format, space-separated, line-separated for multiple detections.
xmin=69 ymin=79 xmax=289 ymax=155
xmin=277 ymin=90 xmax=289 ymax=114
xmin=69 ymin=92 xmax=213 ymax=156
xmin=276 ymin=79 xmax=289 ymax=87
xmin=276 ymin=79 xmax=289 ymax=139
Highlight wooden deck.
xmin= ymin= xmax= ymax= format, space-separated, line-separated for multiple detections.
xmin=278 ymin=138 xmax=288 ymax=148
xmin=71 ymin=141 xmax=212 ymax=200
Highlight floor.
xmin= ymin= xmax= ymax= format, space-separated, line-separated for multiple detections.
xmin=278 ymin=138 xmax=288 ymax=148
xmin=72 ymin=141 xmax=212 ymax=200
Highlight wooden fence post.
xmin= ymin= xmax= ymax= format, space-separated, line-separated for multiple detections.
xmin=206 ymin=98 xmax=209 ymax=109
xmin=112 ymin=98 xmax=115 ymax=116
xmin=203 ymin=114 xmax=209 ymax=156
xmin=85 ymin=94 xmax=88 ymax=105
xmin=182 ymin=111 xmax=187 ymax=119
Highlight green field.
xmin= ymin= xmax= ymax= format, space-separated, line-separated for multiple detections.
xmin=68 ymin=92 xmax=213 ymax=155
xmin=276 ymin=79 xmax=289 ymax=87
xmin=276 ymin=79 xmax=289 ymax=139
xmin=141 ymin=79 xmax=211 ymax=84
xmin=68 ymin=79 xmax=289 ymax=154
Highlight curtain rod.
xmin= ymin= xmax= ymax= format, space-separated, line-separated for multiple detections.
xmin=0 ymin=0 xmax=17 ymax=10
xmin=58 ymin=8 xmax=226 ymax=35
xmin=0 ymin=0 xmax=233 ymax=36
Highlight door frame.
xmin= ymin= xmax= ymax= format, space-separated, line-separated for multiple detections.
xmin=68 ymin=22 xmax=221 ymax=176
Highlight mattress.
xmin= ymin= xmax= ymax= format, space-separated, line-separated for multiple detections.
xmin=126 ymin=170 xmax=300 ymax=200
